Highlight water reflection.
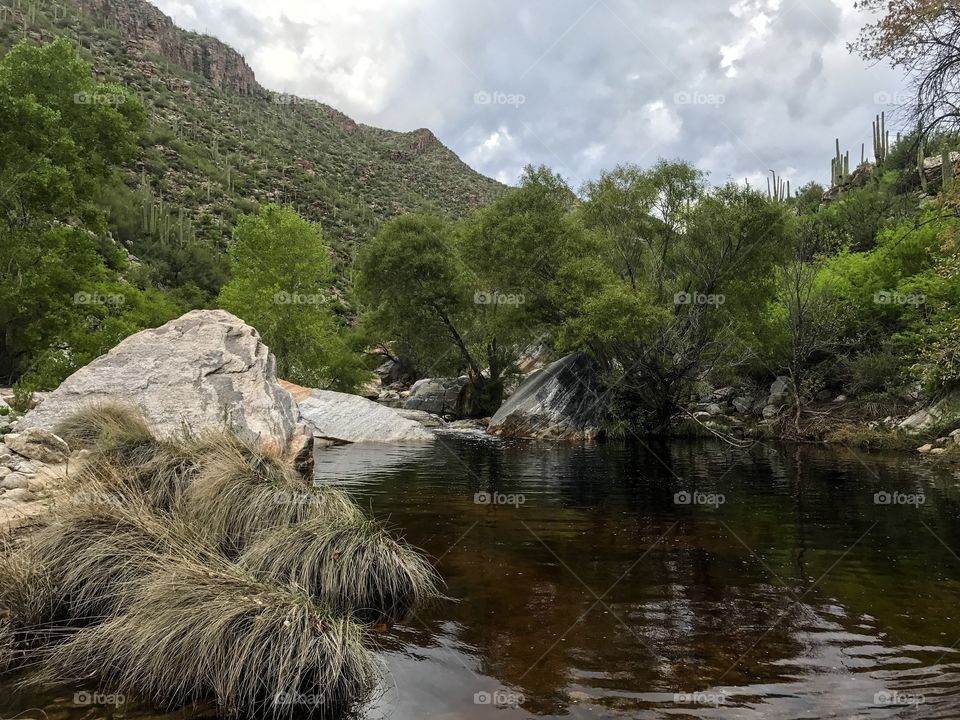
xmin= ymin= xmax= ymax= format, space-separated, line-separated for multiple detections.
xmin=339 ymin=437 xmax=960 ymax=719
xmin=4 ymin=438 xmax=960 ymax=719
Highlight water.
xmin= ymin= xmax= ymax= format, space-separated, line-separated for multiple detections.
xmin=4 ymin=437 xmax=960 ymax=719
xmin=325 ymin=436 xmax=960 ymax=720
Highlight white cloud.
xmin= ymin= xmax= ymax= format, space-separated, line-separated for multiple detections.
xmin=150 ymin=0 xmax=907 ymax=189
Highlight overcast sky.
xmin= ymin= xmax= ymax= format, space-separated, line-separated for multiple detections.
xmin=152 ymin=0 xmax=908 ymax=191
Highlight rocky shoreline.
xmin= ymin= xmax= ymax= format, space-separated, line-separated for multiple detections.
xmin=3 ymin=310 xmax=958 ymax=530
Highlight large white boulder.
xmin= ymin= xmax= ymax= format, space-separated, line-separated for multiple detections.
xmin=17 ymin=310 xmax=301 ymax=449
xmin=299 ymin=390 xmax=434 ymax=443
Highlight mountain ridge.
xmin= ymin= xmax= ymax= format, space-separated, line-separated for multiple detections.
xmin=0 ymin=0 xmax=504 ymax=292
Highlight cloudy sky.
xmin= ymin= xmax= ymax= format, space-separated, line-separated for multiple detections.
xmin=152 ymin=0 xmax=908 ymax=191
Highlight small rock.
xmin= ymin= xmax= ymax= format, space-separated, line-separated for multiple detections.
xmin=935 ymin=437 xmax=952 ymax=449
xmin=73 ymin=448 xmax=92 ymax=461
xmin=930 ymin=447 xmax=947 ymax=456
xmin=762 ymin=405 xmax=780 ymax=420
xmin=4 ymin=428 xmax=69 ymax=464
xmin=708 ymin=387 xmax=736 ymax=402
xmin=0 ymin=474 xmax=29 ymax=490
xmin=706 ymin=403 xmax=724 ymax=417
xmin=14 ymin=460 xmax=35 ymax=474
xmin=732 ymin=397 xmax=752 ymax=414
xmin=0 ymin=466 xmax=8 ymax=479
xmin=3 ymin=487 xmax=36 ymax=502
xmin=833 ymin=395 xmax=848 ymax=404
xmin=918 ymin=444 xmax=934 ymax=454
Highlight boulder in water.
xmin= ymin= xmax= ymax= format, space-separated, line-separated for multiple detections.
xmin=487 ymin=353 xmax=602 ymax=441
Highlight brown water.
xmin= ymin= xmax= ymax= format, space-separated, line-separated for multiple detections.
xmin=4 ymin=435 xmax=960 ymax=719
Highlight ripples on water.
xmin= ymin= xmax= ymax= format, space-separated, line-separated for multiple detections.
xmin=317 ymin=437 xmax=960 ymax=719
xmin=4 ymin=438 xmax=960 ymax=719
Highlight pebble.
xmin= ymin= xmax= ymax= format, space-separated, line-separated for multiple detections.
xmin=0 ymin=473 xmax=29 ymax=490
xmin=3 ymin=487 xmax=36 ymax=502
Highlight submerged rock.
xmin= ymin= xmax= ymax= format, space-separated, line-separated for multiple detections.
xmin=17 ymin=310 xmax=301 ymax=450
xmin=299 ymin=390 xmax=434 ymax=443
xmin=487 ymin=353 xmax=602 ymax=441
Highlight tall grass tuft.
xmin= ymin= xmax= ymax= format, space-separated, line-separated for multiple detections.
xmin=240 ymin=518 xmax=440 ymax=624
xmin=18 ymin=496 xmax=180 ymax=623
xmin=33 ymin=556 xmax=378 ymax=718
xmin=180 ymin=433 xmax=363 ymax=555
xmin=0 ymin=616 xmax=13 ymax=674
xmin=53 ymin=400 xmax=154 ymax=452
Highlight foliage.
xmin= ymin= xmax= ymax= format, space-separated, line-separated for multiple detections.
xmin=0 ymin=38 xmax=180 ymax=387
xmin=218 ymin=204 xmax=368 ymax=391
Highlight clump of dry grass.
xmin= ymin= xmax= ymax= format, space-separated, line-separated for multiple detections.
xmin=240 ymin=518 xmax=440 ymax=624
xmin=9 ymin=405 xmax=437 ymax=714
xmin=20 ymin=496 xmax=178 ymax=623
xmin=180 ymin=434 xmax=363 ymax=556
xmin=0 ymin=615 xmax=14 ymax=674
xmin=53 ymin=400 xmax=154 ymax=452
xmin=33 ymin=556 xmax=377 ymax=718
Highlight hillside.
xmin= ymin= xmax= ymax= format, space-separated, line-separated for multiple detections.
xmin=0 ymin=0 xmax=505 ymax=283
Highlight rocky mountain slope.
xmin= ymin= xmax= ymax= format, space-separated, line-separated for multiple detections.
xmin=0 ymin=0 xmax=504 ymax=268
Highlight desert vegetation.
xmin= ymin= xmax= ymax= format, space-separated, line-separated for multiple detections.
xmin=0 ymin=402 xmax=439 ymax=717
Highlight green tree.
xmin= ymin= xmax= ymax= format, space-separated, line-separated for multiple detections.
xmin=0 ymin=38 xmax=177 ymax=387
xmin=581 ymin=165 xmax=792 ymax=434
xmin=218 ymin=204 xmax=366 ymax=391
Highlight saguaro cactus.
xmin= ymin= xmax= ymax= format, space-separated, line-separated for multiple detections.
xmin=873 ymin=112 xmax=889 ymax=165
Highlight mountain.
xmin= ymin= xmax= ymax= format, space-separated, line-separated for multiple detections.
xmin=0 ymin=0 xmax=505 ymax=283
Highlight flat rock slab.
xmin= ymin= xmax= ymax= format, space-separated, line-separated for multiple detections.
xmin=17 ymin=310 xmax=300 ymax=449
xmin=3 ymin=428 xmax=68 ymax=464
xmin=299 ymin=390 xmax=434 ymax=443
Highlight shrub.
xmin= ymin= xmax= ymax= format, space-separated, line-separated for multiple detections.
xmin=179 ymin=432 xmax=363 ymax=556
xmin=32 ymin=557 xmax=377 ymax=718
xmin=53 ymin=400 xmax=154 ymax=451
xmin=240 ymin=518 xmax=440 ymax=624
